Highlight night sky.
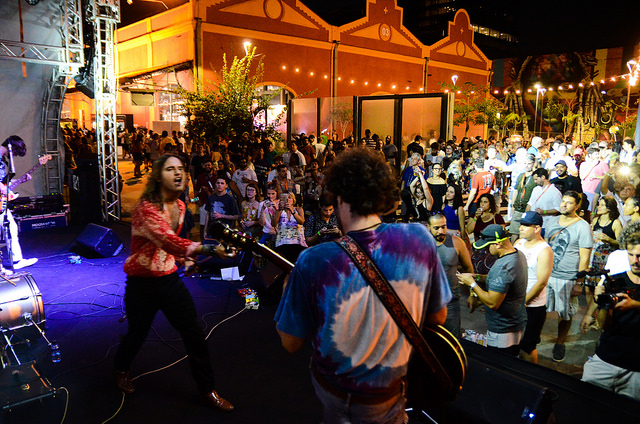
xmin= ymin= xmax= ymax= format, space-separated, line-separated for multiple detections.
xmin=120 ymin=0 xmax=640 ymax=57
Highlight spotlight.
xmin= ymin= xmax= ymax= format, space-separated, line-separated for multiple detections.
xmin=25 ymin=0 xmax=40 ymax=4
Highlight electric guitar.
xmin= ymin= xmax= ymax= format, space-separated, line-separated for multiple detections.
xmin=210 ymin=222 xmax=467 ymax=406
xmin=1 ymin=155 xmax=52 ymax=210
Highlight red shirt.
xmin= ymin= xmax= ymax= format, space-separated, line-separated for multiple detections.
xmin=124 ymin=200 xmax=198 ymax=277
xmin=471 ymin=170 xmax=496 ymax=198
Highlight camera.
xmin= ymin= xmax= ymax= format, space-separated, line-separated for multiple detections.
xmin=595 ymin=275 xmax=638 ymax=309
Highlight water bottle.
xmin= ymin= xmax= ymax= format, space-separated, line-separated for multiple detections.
xmin=50 ymin=341 xmax=61 ymax=363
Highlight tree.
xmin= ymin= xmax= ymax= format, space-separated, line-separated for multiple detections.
xmin=178 ymin=48 xmax=287 ymax=143
xmin=328 ymin=102 xmax=353 ymax=140
xmin=439 ymin=81 xmax=505 ymax=138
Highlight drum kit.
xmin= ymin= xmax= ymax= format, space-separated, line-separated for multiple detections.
xmin=0 ymin=271 xmax=47 ymax=367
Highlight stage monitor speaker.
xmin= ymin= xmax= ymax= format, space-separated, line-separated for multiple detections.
xmin=76 ymin=224 xmax=123 ymax=257
xmin=447 ymin=356 xmax=554 ymax=424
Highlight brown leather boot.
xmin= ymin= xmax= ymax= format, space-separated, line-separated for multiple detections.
xmin=203 ymin=390 xmax=234 ymax=412
xmin=114 ymin=370 xmax=135 ymax=394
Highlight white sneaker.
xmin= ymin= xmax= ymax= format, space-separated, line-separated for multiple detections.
xmin=13 ymin=258 xmax=38 ymax=270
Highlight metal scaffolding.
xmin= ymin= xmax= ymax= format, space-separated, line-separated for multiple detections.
xmin=1 ymin=0 xmax=121 ymax=221
xmin=86 ymin=0 xmax=121 ymax=221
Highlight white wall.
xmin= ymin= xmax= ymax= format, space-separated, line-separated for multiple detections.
xmin=0 ymin=1 xmax=63 ymax=197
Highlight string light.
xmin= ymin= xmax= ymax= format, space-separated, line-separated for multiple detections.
xmin=309 ymin=71 xmax=314 ymax=76
xmin=282 ymin=65 xmax=286 ymax=70
xmin=492 ymin=56 xmax=639 ymax=95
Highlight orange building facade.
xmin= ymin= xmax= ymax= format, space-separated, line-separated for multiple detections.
xmin=109 ymin=0 xmax=491 ymax=140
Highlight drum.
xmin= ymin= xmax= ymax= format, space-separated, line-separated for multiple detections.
xmin=0 ymin=272 xmax=45 ymax=333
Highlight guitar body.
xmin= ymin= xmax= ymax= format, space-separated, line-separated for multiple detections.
xmin=406 ymin=324 xmax=467 ymax=410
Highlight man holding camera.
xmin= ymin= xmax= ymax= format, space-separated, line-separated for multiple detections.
xmin=581 ymin=232 xmax=640 ymax=401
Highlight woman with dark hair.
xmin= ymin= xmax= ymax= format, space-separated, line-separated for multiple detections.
xmin=622 ymin=196 xmax=640 ymax=223
xmin=258 ymin=182 xmax=279 ymax=246
xmin=114 ymin=154 xmax=234 ymax=412
xmin=466 ymin=193 xmax=505 ymax=274
xmin=442 ymin=183 xmax=466 ymax=240
xmin=409 ymin=168 xmax=433 ymax=221
xmin=427 ymin=162 xmax=447 ymax=212
xmin=586 ymin=196 xmax=622 ymax=288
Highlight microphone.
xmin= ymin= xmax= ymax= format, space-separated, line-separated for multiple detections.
xmin=7 ymin=142 xmax=15 ymax=175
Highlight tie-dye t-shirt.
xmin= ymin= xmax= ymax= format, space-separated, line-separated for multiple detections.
xmin=275 ymin=223 xmax=451 ymax=394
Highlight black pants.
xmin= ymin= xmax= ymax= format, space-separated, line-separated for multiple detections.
xmin=114 ymin=272 xmax=215 ymax=393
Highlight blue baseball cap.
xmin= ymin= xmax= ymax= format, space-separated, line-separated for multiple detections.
xmin=518 ymin=211 xmax=543 ymax=226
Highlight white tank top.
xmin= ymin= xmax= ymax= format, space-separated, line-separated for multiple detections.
xmin=514 ymin=239 xmax=550 ymax=307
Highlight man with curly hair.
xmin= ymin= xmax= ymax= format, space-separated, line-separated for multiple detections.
xmin=275 ymin=149 xmax=451 ymax=423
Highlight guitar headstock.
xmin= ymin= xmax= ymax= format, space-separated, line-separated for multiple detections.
xmin=39 ymin=155 xmax=52 ymax=165
xmin=209 ymin=222 xmax=255 ymax=250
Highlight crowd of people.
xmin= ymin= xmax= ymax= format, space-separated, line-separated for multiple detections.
xmin=110 ymin=125 xmax=640 ymax=411
xmin=391 ymin=131 xmax=640 ymax=403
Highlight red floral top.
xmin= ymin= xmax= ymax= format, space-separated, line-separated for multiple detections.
xmin=124 ymin=200 xmax=198 ymax=277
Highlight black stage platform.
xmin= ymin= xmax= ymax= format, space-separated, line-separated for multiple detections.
xmin=0 ymin=223 xmax=636 ymax=423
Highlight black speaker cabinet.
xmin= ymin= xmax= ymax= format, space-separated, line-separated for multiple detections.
xmin=0 ymin=362 xmax=62 ymax=424
xmin=76 ymin=224 xmax=123 ymax=257
xmin=447 ymin=358 xmax=553 ymax=423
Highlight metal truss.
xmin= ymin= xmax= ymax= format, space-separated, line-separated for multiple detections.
xmin=42 ymin=70 xmax=69 ymax=195
xmin=86 ymin=0 xmax=121 ymax=221
xmin=0 ymin=0 xmax=84 ymax=75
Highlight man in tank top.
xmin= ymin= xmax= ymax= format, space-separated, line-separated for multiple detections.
xmin=427 ymin=213 xmax=474 ymax=337
xmin=513 ymin=211 xmax=554 ymax=363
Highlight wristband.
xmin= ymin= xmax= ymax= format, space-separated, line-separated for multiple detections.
xmin=469 ymin=282 xmax=477 ymax=290
xmin=317 ymin=230 xmax=322 ymax=236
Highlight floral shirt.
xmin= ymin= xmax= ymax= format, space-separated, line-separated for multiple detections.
xmin=123 ymin=200 xmax=198 ymax=277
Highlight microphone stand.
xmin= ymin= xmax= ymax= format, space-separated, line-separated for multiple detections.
xmin=2 ymin=143 xmax=16 ymax=273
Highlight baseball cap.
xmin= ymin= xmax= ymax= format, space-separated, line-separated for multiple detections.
xmin=518 ymin=211 xmax=543 ymax=226
xmin=473 ymin=224 xmax=509 ymax=249
xmin=555 ymin=160 xmax=567 ymax=167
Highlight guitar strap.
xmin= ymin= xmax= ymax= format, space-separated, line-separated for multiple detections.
xmin=335 ymin=235 xmax=454 ymax=392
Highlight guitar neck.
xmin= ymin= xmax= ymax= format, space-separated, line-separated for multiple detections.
xmin=211 ymin=222 xmax=294 ymax=272
xmin=8 ymin=160 xmax=47 ymax=191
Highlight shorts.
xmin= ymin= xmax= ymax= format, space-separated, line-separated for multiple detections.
xmin=519 ymin=306 xmax=547 ymax=354
xmin=546 ymin=277 xmax=579 ymax=320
